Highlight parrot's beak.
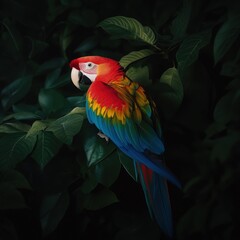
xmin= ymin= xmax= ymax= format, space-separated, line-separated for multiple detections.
xmin=71 ymin=68 xmax=92 ymax=91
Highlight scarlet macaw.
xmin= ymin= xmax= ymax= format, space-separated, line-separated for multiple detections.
xmin=70 ymin=56 xmax=180 ymax=238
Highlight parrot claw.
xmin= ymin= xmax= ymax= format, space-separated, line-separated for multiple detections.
xmin=97 ymin=132 xmax=109 ymax=142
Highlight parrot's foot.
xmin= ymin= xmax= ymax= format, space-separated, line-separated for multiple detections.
xmin=97 ymin=132 xmax=109 ymax=142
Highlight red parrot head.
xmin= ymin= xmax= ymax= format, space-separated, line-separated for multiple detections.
xmin=70 ymin=56 xmax=123 ymax=89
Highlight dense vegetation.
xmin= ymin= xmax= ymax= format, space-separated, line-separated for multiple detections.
xmin=0 ymin=0 xmax=240 ymax=239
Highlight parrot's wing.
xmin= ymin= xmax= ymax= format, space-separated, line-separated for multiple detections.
xmin=86 ymin=77 xmax=180 ymax=188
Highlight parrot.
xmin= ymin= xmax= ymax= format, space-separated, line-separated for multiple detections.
xmin=70 ymin=56 xmax=180 ymax=238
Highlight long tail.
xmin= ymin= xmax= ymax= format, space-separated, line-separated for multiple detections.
xmin=137 ymin=162 xmax=173 ymax=238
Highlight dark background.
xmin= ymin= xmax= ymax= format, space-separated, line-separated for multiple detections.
xmin=0 ymin=0 xmax=240 ymax=239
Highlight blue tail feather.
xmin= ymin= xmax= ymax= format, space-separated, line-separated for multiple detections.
xmin=137 ymin=162 xmax=174 ymax=238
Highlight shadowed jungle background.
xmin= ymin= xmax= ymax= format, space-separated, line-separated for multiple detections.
xmin=0 ymin=0 xmax=240 ymax=239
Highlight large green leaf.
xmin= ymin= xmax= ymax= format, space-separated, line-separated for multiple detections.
xmin=171 ymin=0 xmax=192 ymax=39
xmin=0 ymin=183 xmax=28 ymax=210
xmin=1 ymin=112 xmax=41 ymax=123
xmin=126 ymin=63 xmax=151 ymax=87
xmin=177 ymin=204 xmax=209 ymax=237
xmin=0 ymin=132 xmax=36 ymax=169
xmin=120 ymin=49 xmax=156 ymax=69
xmin=214 ymin=14 xmax=240 ymax=64
xmin=118 ymin=150 xmax=137 ymax=181
xmin=221 ymin=61 xmax=240 ymax=78
xmin=45 ymin=72 xmax=70 ymax=89
xmin=44 ymin=68 xmax=61 ymax=88
xmin=27 ymin=120 xmax=48 ymax=137
xmin=1 ymin=76 xmax=32 ymax=110
xmin=48 ymin=111 xmax=85 ymax=145
xmin=90 ymin=150 xmax=121 ymax=187
xmin=98 ymin=16 xmax=157 ymax=46
xmin=155 ymin=67 xmax=183 ymax=118
xmin=0 ymin=169 xmax=32 ymax=190
xmin=0 ymin=122 xmax=30 ymax=133
xmin=40 ymin=192 xmax=69 ymax=236
xmin=81 ymin=122 xmax=116 ymax=167
xmin=210 ymin=132 xmax=240 ymax=163
xmin=31 ymin=131 xmax=62 ymax=169
xmin=37 ymin=58 xmax=66 ymax=75
xmin=1 ymin=19 xmax=21 ymax=51
xmin=176 ymin=31 xmax=211 ymax=73
xmin=69 ymin=8 xmax=98 ymax=27
xmin=213 ymin=89 xmax=240 ymax=124
xmin=67 ymin=96 xmax=86 ymax=108
xmin=83 ymin=187 xmax=118 ymax=210
xmin=80 ymin=174 xmax=98 ymax=194
xmin=38 ymin=88 xmax=67 ymax=114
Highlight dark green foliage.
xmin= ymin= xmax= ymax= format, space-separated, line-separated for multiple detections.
xmin=0 ymin=0 xmax=240 ymax=239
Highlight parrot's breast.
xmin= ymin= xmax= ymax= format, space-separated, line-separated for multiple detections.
xmin=86 ymin=81 xmax=131 ymax=124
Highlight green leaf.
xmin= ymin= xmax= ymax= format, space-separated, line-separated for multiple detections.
xmin=67 ymin=96 xmax=86 ymax=108
xmin=60 ymin=25 xmax=74 ymax=57
xmin=28 ymin=39 xmax=49 ymax=58
xmin=221 ymin=61 xmax=240 ymax=77
xmin=1 ymin=76 xmax=32 ymax=110
xmin=80 ymin=174 xmax=98 ymax=194
xmin=41 ymin=154 xmax=81 ymax=194
xmin=171 ymin=0 xmax=192 ymax=39
xmin=0 ymin=123 xmax=30 ymax=133
xmin=98 ymin=16 xmax=157 ymax=46
xmin=74 ymin=36 xmax=98 ymax=53
xmin=45 ymin=72 xmax=70 ymax=89
xmin=183 ymin=176 xmax=203 ymax=193
xmin=155 ymin=67 xmax=183 ymax=118
xmin=214 ymin=14 xmax=240 ymax=64
xmin=176 ymin=31 xmax=211 ymax=73
xmin=69 ymin=8 xmax=98 ymax=27
xmin=0 ymin=132 xmax=36 ymax=169
xmin=37 ymin=58 xmax=66 ymax=75
xmin=83 ymin=187 xmax=118 ymax=210
xmin=227 ymin=78 xmax=240 ymax=90
xmin=44 ymin=68 xmax=61 ymax=88
xmin=48 ymin=112 xmax=84 ymax=145
xmin=210 ymin=132 xmax=240 ymax=162
xmin=90 ymin=150 xmax=121 ymax=187
xmin=38 ymin=89 xmax=67 ymax=114
xmin=27 ymin=120 xmax=48 ymax=137
xmin=126 ymin=63 xmax=150 ymax=87
xmin=118 ymin=150 xmax=137 ymax=181
xmin=1 ymin=112 xmax=41 ymax=123
xmin=177 ymin=204 xmax=209 ymax=237
xmin=1 ymin=18 xmax=23 ymax=52
xmin=12 ymin=103 xmax=39 ymax=113
xmin=120 ymin=49 xmax=156 ymax=69
xmin=31 ymin=131 xmax=62 ymax=169
xmin=40 ymin=192 xmax=69 ymax=236
xmin=214 ymin=90 xmax=240 ymax=124
xmin=69 ymin=107 xmax=86 ymax=115
xmin=0 ymin=169 xmax=32 ymax=190
xmin=0 ymin=183 xmax=28 ymax=209
xmin=81 ymin=122 xmax=116 ymax=167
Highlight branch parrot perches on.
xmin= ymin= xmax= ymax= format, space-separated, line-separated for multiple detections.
xmin=70 ymin=56 xmax=181 ymax=238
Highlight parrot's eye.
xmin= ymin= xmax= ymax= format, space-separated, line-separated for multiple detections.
xmin=85 ymin=62 xmax=94 ymax=69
